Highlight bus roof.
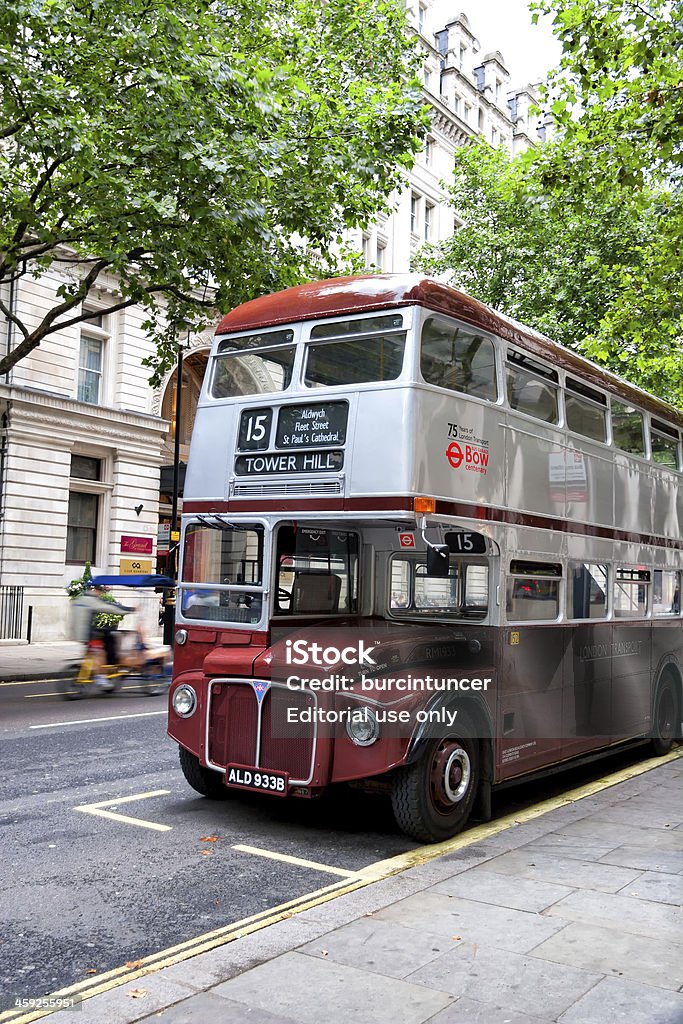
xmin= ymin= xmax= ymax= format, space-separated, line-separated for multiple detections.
xmin=215 ymin=275 xmax=683 ymax=427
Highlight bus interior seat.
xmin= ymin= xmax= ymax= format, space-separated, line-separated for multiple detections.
xmin=291 ymin=572 xmax=342 ymax=613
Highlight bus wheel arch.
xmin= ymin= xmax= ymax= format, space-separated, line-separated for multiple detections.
xmin=651 ymin=667 xmax=682 ymax=755
xmin=391 ymin=710 xmax=483 ymax=843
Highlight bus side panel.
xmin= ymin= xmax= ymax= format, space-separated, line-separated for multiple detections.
xmin=495 ymin=624 xmax=564 ymax=780
xmin=412 ymin=390 xmax=506 ymax=506
xmin=562 ymin=622 xmax=613 ymax=759
xmin=610 ymin=620 xmax=652 ymax=740
xmin=185 ymin=403 xmax=238 ymax=502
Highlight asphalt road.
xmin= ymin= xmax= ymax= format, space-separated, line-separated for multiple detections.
xmin=0 ymin=678 xmax=656 ymax=1013
xmin=0 ymin=680 xmax=416 ymax=1011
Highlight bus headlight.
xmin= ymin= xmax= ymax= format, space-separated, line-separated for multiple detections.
xmin=175 ymin=629 xmax=188 ymax=646
xmin=346 ymin=707 xmax=379 ymax=747
xmin=172 ymin=685 xmax=197 ymax=718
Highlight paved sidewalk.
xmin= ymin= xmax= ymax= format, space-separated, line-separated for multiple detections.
xmin=0 ymin=639 xmax=167 ymax=681
xmin=47 ymin=751 xmax=683 ymax=1024
xmin=0 ymin=641 xmax=81 ymax=681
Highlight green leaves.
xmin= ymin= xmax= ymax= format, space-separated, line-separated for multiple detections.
xmin=414 ymin=139 xmax=683 ymax=408
xmin=0 ymin=0 xmax=426 ymax=379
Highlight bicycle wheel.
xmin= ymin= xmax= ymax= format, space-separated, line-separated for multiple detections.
xmin=59 ymin=656 xmax=95 ymax=700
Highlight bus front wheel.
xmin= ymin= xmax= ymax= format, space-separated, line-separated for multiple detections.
xmin=391 ymin=727 xmax=479 ymax=843
xmin=178 ymin=746 xmax=230 ymax=799
xmin=651 ymin=672 xmax=681 ymax=756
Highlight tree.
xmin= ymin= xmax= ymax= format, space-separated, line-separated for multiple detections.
xmin=0 ymin=0 xmax=427 ymax=382
xmin=415 ymin=139 xmax=683 ymax=407
xmin=531 ymin=0 xmax=683 ymax=186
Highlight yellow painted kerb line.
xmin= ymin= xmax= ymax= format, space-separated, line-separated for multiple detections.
xmin=3 ymin=747 xmax=680 ymax=1024
xmin=73 ymin=790 xmax=172 ymax=832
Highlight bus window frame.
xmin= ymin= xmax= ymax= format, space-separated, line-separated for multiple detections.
xmin=177 ymin=516 xmax=272 ymax=629
xmin=273 ymin=523 xmax=361 ymax=618
xmin=613 ymin=565 xmax=651 ymax=619
xmin=387 ymin=552 xmax=492 ymax=622
xmin=418 ymin=313 xmax=501 ymax=404
xmin=209 ymin=326 xmax=304 ymax=402
xmin=505 ymin=559 xmax=563 ymax=624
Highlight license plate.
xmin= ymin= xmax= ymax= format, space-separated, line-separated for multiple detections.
xmin=226 ymin=764 xmax=289 ymax=796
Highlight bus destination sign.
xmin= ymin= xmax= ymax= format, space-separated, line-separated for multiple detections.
xmin=276 ymin=402 xmax=348 ymax=450
xmin=235 ymin=450 xmax=344 ymax=476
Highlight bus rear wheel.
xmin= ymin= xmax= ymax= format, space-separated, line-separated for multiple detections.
xmin=651 ymin=672 xmax=680 ymax=756
xmin=178 ymin=746 xmax=230 ymax=799
xmin=391 ymin=728 xmax=479 ymax=843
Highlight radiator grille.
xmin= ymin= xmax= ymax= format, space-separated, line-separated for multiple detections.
xmin=207 ymin=680 xmax=316 ymax=784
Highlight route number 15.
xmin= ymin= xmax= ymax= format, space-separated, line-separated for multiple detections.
xmin=238 ymin=409 xmax=273 ymax=451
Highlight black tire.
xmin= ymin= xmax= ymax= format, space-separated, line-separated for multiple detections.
xmin=391 ymin=722 xmax=479 ymax=843
xmin=651 ymin=672 xmax=680 ymax=755
xmin=178 ymin=746 xmax=230 ymax=799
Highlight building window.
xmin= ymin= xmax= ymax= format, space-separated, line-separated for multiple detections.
xmin=78 ymin=311 xmax=109 ymax=405
xmin=424 ymin=68 xmax=432 ymax=90
xmin=66 ymin=491 xmax=99 ymax=563
xmin=418 ymin=3 xmax=426 ymax=32
xmin=491 ymin=127 xmax=498 ymax=146
xmin=424 ymin=202 xmax=434 ymax=241
xmin=425 ymin=138 xmax=433 ymax=166
xmin=376 ymin=240 xmax=387 ymax=270
xmin=362 ymin=232 xmax=372 ymax=268
xmin=464 ymin=103 xmax=471 ymax=123
xmin=453 ymin=94 xmax=460 ymax=115
xmin=410 ymin=194 xmax=419 ymax=235
xmin=78 ymin=335 xmax=103 ymax=404
xmin=478 ymin=108 xmax=485 ymax=130
xmin=67 ymin=454 xmax=105 ymax=564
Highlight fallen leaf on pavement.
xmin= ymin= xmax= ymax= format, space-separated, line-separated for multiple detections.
xmin=125 ymin=960 xmax=144 ymax=968
xmin=200 ymin=850 xmax=214 ymax=856
xmin=127 ymin=989 xmax=148 ymax=999
xmin=200 ymin=836 xmax=220 ymax=842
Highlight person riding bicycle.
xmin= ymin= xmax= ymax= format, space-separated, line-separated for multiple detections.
xmin=71 ymin=584 xmax=134 ymax=689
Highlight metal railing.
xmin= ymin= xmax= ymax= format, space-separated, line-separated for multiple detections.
xmin=0 ymin=585 xmax=24 ymax=639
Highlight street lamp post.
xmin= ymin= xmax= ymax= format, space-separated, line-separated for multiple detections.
xmin=162 ymin=341 xmax=184 ymax=645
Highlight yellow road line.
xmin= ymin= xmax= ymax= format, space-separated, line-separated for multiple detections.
xmin=24 ymin=683 xmax=159 ymax=698
xmin=3 ymin=747 xmax=680 ymax=1024
xmin=74 ymin=790 xmax=172 ymax=832
xmin=232 ymin=844 xmax=356 ymax=877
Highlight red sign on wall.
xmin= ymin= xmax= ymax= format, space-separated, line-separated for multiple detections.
xmin=121 ymin=535 xmax=153 ymax=555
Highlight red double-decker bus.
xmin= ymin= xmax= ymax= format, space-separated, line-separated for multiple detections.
xmin=168 ymin=275 xmax=682 ymax=841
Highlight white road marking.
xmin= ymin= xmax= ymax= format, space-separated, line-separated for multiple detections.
xmin=29 ymin=711 xmax=166 ymax=729
xmin=74 ymin=790 xmax=172 ymax=832
xmin=232 ymin=843 xmax=356 ymax=877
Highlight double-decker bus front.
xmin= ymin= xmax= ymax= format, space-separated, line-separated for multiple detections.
xmin=168 ymin=281 xmax=496 ymax=842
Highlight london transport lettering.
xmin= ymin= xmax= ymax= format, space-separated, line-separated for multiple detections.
xmin=445 ymin=422 xmax=490 ymax=474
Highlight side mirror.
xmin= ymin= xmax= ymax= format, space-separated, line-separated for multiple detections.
xmin=426 ymin=544 xmax=450 ymax=577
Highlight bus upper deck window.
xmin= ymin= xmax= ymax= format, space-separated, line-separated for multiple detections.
xmin=212 ymin=330 xmax=296 ymax=398
xmin=565 ymin=380 xmax=607 ymax=442
xmin=650 ymin=419 xmax=680 ymax=470
xmin=420 ymin=317 xmax=497 ymax=401
xmin=304 ymin=316 xmax=406 ymax=388
xmin=611 ymin=400 xmax=644 ymax=456
xmin=506 ymin=353 xmax=559 ymax=424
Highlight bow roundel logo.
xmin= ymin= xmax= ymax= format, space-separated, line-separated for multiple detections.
xmin=445 ymin=441 xmax=464 ymax=468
